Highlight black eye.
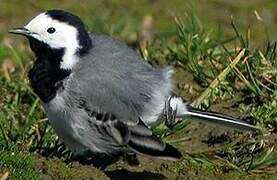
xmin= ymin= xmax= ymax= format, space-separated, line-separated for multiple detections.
xmin=47 ymin=27 xmax=56 ymax=34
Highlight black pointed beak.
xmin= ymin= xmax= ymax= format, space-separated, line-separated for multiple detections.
xmin=8 ymin=27 xmax=32 ymax=36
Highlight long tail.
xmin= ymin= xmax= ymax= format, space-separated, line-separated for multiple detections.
xmin=165 ymin=95 xmax=260 ymax=132
xmin=185 ymin=105 xmax=259 ymax=131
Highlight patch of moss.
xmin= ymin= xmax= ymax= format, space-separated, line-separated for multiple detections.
xmin=44 ymin=158 xmax=108 ymax=180
xmin=0 ymin=149 xmax=41 ymax=180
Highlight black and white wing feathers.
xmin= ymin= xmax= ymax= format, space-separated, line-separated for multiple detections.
xmin=79 ymin=101 xmax=181 ymax=160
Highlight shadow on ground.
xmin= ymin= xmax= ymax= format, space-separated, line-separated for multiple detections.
xmin=105 ymin=169 xmax=166 ymax=180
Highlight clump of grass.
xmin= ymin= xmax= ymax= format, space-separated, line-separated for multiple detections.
xmin=0 ymin=149 xmax=41 ymax=179
xmin=149 ymin=12 xmax=276 ymax=129
xmin=212 ymin=137 xmax=277 ymax=173
xmin=148 ymin=11 xmax=276 ymax=173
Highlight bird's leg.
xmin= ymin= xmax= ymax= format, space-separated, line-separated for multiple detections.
xmin=123 ymin=152 xmax=140 ymax=166
xmin=65 ymin=153 xmax=82 ymax=164
xmin=164 ymin=96 xmax=178 ymax=128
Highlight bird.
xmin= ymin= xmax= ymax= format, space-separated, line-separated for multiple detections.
xmin=9 ymin=9 xmax=259 ymax=168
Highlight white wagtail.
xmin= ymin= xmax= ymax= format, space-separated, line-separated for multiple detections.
xmin=9 ymin=10 xmax=259 ymax=168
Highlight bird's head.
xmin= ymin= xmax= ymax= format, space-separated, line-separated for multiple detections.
xmin=9 ymin=10 xmax=92 ymax=69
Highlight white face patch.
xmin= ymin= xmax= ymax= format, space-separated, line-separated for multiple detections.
xmin=25 ymin=13 xmax=80 ymax=69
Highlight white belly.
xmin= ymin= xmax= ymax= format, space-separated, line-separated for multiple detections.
xmin=43 ymin=93 xmax=107 ymax=154
xmin=44 ymin=95 xmax=86 ymax=153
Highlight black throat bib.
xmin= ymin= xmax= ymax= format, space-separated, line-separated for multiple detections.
xmin=28 ymin=37 xmax=71 ymax=103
